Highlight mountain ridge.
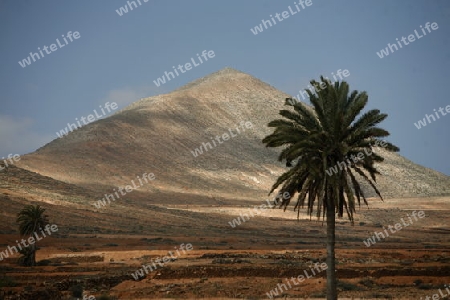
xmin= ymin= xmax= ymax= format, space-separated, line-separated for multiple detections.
xmin=16 ymin=67 xmax=450 ymax=200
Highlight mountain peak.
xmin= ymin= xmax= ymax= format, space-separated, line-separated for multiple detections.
xmin=175 ymin=67 xmax=250 ymax=91
xmin=205 ymin=67 xmax=248 ymax=77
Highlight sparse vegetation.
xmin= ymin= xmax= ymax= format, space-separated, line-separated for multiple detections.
xmin=359 ymin=277 xmax=375 ymax=288
xmin=337 ymin=280 xmax=362 ymax=291
xmin=417 ymin=283 xmax=434 ymax=290
xmin=68 ymin=247 xmax=81 ymax=252
xmin=369 ymin=293 xmax=393 ymax=299
xmin=36 ymin=259 xmax=52 ymax=266
xmin=310 ymin=291 xmax=327 ymax=298
xmin=0 ymin=276 xmax=16 ymax=288
xmin=70 ymin=284 xmax=83 ymax=298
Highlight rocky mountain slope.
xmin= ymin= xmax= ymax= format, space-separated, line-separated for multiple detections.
xmin=15 ymin=68 xmax=450 ymax=200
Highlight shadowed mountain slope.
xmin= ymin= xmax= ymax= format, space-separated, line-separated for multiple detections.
xmin=16 ymin=68 xmax=450 ymax=200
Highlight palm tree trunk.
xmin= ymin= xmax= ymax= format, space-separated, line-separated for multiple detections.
xmin=30 ymin=243 xmax=36 ymax=266
xmin=326 ymin=202 xmax=337 ymax=300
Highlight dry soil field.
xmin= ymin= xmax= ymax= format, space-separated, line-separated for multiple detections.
xmin=1 ymin=197 xmax=449 ymax=299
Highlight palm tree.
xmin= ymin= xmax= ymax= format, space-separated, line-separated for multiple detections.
xmin=16 ymin=205 xmax=49 ymax=266
xmin=262 ymin=76 xmax=399 ymax=299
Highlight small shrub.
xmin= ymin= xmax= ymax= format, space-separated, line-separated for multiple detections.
xmin=70 ymin=284 xmax=83 ymax=298
xmin=37 ymin=259 xmax=52 ymax=266
xmin=414 ymin=279 xmax=423 ymax=286
xmin=369 ymin=293 xmax=393 ymax=299
xmin=310 ymin=291 xmax=326 ymax=298
xmin=337 ymin=280 xmax=362 ymax=291
xmin=24 ymin=285 xmax=33 ymax=292
xmin=359 ymin=277 xmax=375 ymax=288
xmin=68 ymin=247 xmax=81 ymax=252
xmin=418 ymin=283 xmax=434 ymax=290
xmin=0 ymin=276 xmax=17 ymax=287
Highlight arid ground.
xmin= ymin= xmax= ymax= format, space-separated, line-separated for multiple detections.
xmin=1 ymin=195 xmax=449 ymax=299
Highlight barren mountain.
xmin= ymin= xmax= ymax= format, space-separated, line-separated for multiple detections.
xmin=16 ymin=67 xmax=450 ymax=200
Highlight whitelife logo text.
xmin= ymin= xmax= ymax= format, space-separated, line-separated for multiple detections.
xmin=0 ymin=154 xmax=21 ymax=172
xmin=115 ymin=0 xmax=150 ymax=16
xmin=56 ymin=102 xmax=118 ymax=138
xmin=250 ymin=0 xmax=313 ymax=35
xmin=130 ymin=243 xmax=193 ymax=280
xmin=190 ymin=121 xmax=253 ymax=158
xmin=376 ymin=22 xmax=438 ymax=59
xmin=18 ymin=31 xmax=81 ymax=68
xmin=363 ymin=211 xmax=425 ymax=247
xmin=93 ymin=172 xmax=155 ymax=209
xmin=0 ymin=224 xmax=58 ymax=261
xmin=153 ymin=50 xmax=215 ymax=87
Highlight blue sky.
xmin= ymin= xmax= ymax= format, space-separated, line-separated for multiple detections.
xmin=1 ymin=0 xmax=449 ymax=175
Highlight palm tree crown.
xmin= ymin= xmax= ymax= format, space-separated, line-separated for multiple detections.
xmin=17 ymin=204 xmax=49 ymax=236
xmin=263 ymin=77 xmax=399 ymax=223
